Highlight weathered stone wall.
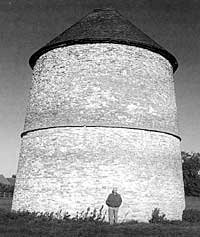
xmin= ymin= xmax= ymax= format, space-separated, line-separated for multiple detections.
xmin=24 ymin=44 xmax=178 ymax=137
xmin=13 ymin=43 xmax=185 ymax=222
xmin=13 ymin=128 xmax=184 ymax=221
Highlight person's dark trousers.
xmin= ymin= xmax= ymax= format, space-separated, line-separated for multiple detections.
xmin=108 ymin=207 xmax=119 ymax=224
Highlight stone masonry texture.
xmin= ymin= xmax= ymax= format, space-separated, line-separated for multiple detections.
xmin=24 ymin=44 xmax=178 ymax=136
xmin=12 ymin=43 xmax=185 ymax=222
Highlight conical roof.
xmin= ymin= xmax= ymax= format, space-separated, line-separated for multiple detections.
xmin=29 ymin=8 xmax=178 ymax=72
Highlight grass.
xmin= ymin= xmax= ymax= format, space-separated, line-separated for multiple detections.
xmin=0 ymin=196 xmax=200 ymax=236
xmin=0 ymin=211 xmax=200 ymax=237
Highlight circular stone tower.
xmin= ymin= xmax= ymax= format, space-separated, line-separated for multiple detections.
xmin=12 ymin=9 xmax=185 ymax=222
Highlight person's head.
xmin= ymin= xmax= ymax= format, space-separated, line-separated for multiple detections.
xmin=112 ymin=187 xmax=118 ymax=194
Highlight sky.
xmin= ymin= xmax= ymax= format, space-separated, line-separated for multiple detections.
xmin=0 ymin=0 xmax=200 ymax=177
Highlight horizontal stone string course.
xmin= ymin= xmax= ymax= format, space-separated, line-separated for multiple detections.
xmin=21 ymin=125 xmax=181 ymax=140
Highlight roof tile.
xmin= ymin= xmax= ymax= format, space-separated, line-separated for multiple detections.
xmin=29 ymin=9 xmax=178 ymax=72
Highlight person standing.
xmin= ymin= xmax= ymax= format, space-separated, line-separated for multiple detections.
xmin=106 ymin=187 xmax=122 ymax=224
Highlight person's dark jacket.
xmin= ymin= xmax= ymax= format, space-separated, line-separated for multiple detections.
xmin=106 ymin=192 xmax=122 ymax=208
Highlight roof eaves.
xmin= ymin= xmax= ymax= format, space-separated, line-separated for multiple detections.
xmin=29 ymin=38 xmax=178 ymax=72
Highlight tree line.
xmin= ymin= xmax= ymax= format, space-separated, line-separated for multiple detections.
xmin=182 ymin=151 xmax=200 ymax=196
